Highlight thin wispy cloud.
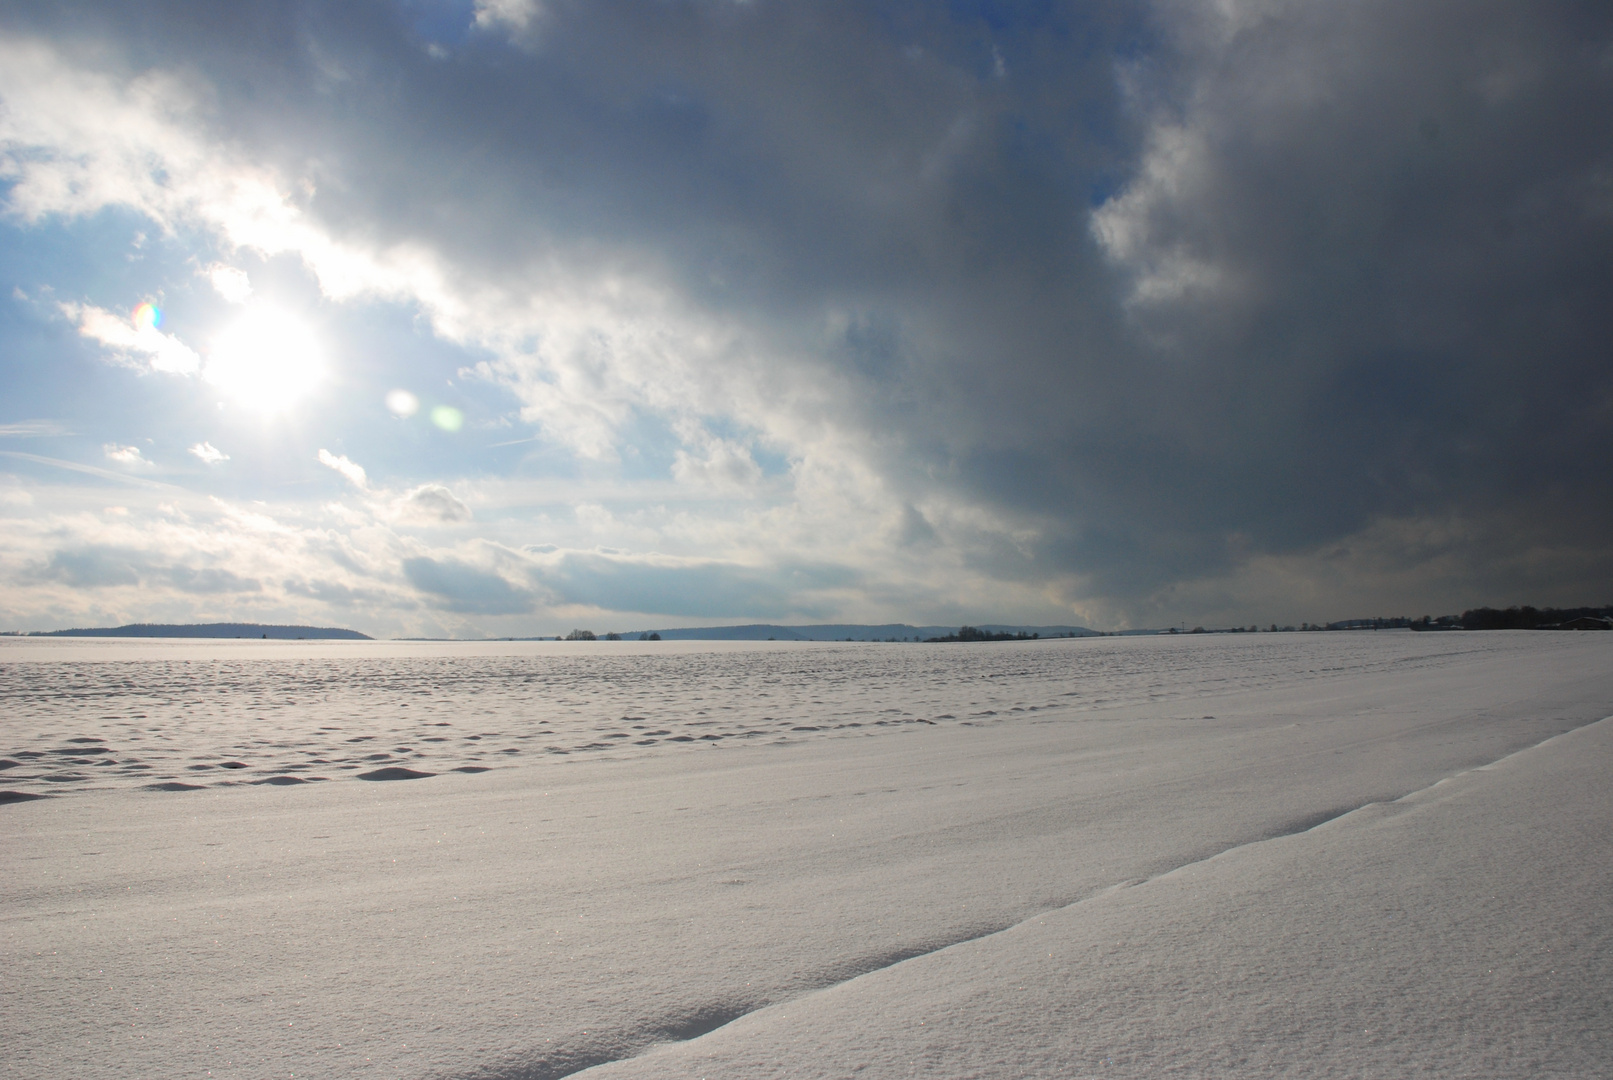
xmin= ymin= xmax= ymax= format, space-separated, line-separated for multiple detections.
xmin=0 ymin=451 xmax=177 ymax=490
xmin=0 ymin=420 xmax=70 ymax=437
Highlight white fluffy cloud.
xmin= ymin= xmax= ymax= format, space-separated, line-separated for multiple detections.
xmin=102 ymin=443 xmax=147 ymax=465
xmin=317 ymin=450 xmax=368 ymax=489
xmin=474 ymin=0 xmax=543 ymax=33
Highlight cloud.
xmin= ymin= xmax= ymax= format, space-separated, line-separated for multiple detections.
xmin=402 ymin=555 xmax=535 ymax=614
xmin=317 ymin=449 xmax=368 ymax=489
xmin=528 ymin=549 xmax=853 ymax=620
xmin=103 ymin=444 xmax=147 ymax=466
xmin=474 ymin=0 xmax=544 ymax=34
xmin=0 ymin=3 xmax=1609 ymax=629
xmin=0 ymin=35 xmax=465 ymax=318
xmin=188 ymin=442 xmax=228 ymax=465
xmin=66 ymin=302 xmax=201 ymax=376
xmin=33 ymin=545 xmax=259 ymax=594
xmin=0 ymin=450 xmax=175 ymax=489
xmin=887 ymin=504 xmax=939 ymax=548
xmin=164 ymin=564 xmax=261 ymax=594
xmin=38 ymin=547 xmax=142 ymax=588
xmin=0 ymin=420 xmax=70 ymax=438
xmin=204 ymin=264 xmax=252 ymax=303
xmin=671 ymin=437 xmax=763 ymax=490
xmin=0 ymin=492 xmax=423 ymax=632
xmin=283 ymin=578 xmax=392 ymax=607
xmin=397 ymin=484 xmax=472 ymax=524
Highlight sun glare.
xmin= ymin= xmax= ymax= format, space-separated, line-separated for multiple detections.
xmin=386 ymin=388 xmax=420 ymax=416
xmin=206 ymin=307 xmax=325 ymax=414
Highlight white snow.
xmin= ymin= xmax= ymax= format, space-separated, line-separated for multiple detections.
xmin=3 ymin=632 xmax=1610 ymax=1078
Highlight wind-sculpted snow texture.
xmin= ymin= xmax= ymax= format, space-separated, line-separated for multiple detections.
xmin=3 ymin=633 xmax=1611 ymax=1079
xmin=0 ymin=633 xmax=1579 ymax=796
xmin=590 ymin=715 xmax=1613 ymax=1080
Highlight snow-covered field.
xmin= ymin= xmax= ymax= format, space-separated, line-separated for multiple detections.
xmin=4 ymin=632 xmax=1610 ymax=1078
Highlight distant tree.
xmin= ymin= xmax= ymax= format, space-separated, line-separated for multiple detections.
xmin=1457 ymin=604 xmax=1613 ymax=630
xmin=565 ymin=629 xmax=596 ymax=641
xmin=604 ymin=632 xmax=621 ymax=641
xmin=925 ymin=625 xmax=1038 ymax=643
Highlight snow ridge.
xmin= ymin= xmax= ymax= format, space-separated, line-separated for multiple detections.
xmin=480 ymin=716 xmax=1610 ymax=1080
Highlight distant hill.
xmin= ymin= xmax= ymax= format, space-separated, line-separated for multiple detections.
xmin=27 ymin=623 xmax=372 ymax=640
xmin=620 ymin=623 xmax=1100 ymax=641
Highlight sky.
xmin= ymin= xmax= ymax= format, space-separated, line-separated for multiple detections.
xmin=1 ymin=0 xmax=1609 ymax=637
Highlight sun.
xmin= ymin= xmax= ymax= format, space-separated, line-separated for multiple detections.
xmin=206 ymin=307 xmax=325 ymax=414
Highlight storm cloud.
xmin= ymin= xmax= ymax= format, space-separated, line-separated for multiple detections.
xmin=1 ymin=0 xmax=1609 ymax=632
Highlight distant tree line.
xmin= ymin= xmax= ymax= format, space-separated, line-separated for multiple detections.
xmin=924 ymin=626 xmax=1041 ymax=643
xmin=1324 ymin=618 xmax=1414 ymax=631
xmin=3 ymin=622 xmax=370 ymax=639
xmin=1143 ymin=605 xmax=1610 ymax=635
xmin=540 ymin=608 xmax=1609 ymax=644
xmin=1415 ymin=605 xmax=1613 ymax=631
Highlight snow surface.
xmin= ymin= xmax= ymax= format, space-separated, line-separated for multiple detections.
xmin=3 ymin=632 xmax=1611 ymax=1078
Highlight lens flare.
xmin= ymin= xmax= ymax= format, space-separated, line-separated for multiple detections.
xmin=386 ymin=389 xmax=420 ymax=417
xmin=207 ymin=307 xmax=324 ymax=415
xmin=431 ymin=405 xmax=464 ymax=432
xmin=132 ymin=302 xmax=161 ymax=331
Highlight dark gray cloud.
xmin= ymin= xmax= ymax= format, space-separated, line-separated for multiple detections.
xmin=38 ymin=547 xmax=261 ymax=593
xmin=39 ymin=547 xmax=142 ymax=588
xmin=403 ymin=555 xmax=536 ymax=614
xmin=1052 ymin=0 xmax=1613 ymax=600
xmin=399 ymin=484 xmax=472 ymax=523
xmin=5 ymin=0 xmax=1610 ymax=623
xmin=164 ymin=565 xmax=262 ymax=595
xmin=283 ymin=578 xmax=394 ymax=608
